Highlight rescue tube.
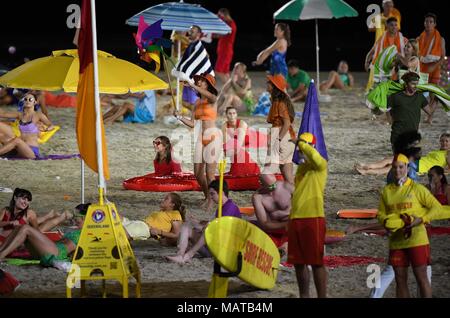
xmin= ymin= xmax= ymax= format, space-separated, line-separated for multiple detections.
xmin=336 ymin=209 xmax=378 ymax=219
xmin=123 ymin=173 xmax=284 ymax=192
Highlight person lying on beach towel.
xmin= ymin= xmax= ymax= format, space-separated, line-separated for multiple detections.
xmin=1 ymin=188 xmax=74 ymax=246
xmin=122 ymin=193 xmax=185 ymax=246
xmin=166 ymin=180 xmax=241 ymax=264
xmin=0 ymin=93 xmax=55 ymax=159
xmin=102 ymin=90 xmax=156 ymax=124
xmin=355 ymin=132 xmax=450 ymax=176
xmin=0 ymin=215 xmax=83 ymax=271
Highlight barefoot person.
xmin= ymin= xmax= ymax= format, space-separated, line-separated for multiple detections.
xmin=0 ymin=188 xmax=73 ymax=245
xmin=377 ymin=154 xmax=444 ymax=298
xmin=319 ymin=61 xmax=354 ymax=94
xmin=166 ymin=180 xmax=241 ymax=264
xmin=289 ymin=133 xmax=328 ymax=298
xmin=0 ymin=93 xmax=54 ymax=159
xmin=174 ymin=73 xmax=219 ymax=210
xmin=265 ymin=74 xmax=296 ymax=184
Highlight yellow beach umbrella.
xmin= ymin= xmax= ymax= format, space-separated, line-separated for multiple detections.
xmin=0 ymin=49 xmax=168 ymax=94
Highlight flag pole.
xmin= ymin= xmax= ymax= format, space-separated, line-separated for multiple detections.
xmin=90 ymin=0 xmax=106 ymax=203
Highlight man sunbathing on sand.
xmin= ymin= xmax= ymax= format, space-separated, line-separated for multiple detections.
xmin=166 ymin=180 xmax=241 ymax=264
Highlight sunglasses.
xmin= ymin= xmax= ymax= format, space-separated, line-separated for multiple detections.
xmin=23 ymin=97 xmax=35 ymax=102
xmin=153 ymin=140 xmax=162 ymax=146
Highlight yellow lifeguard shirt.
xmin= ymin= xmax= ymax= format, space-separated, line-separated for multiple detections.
xmin=378 ymin=178 xmax=442 ymax=250
xmin=290 ymin=142 xmax=328 ymax=219
xmin=144 ymin=210 xmax=182 ymax=232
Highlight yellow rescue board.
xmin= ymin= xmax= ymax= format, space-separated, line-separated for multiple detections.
xmin=205 ymin=217 xmax=280 ymax=290
xmin=10 ymin=120 xmax=60 ymax=144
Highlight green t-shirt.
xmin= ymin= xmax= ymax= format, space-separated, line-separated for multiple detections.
xmin=287 ymin=70 xmax=310 ymax=91
xmin=388 ymin=91 xmax=428 ymax=145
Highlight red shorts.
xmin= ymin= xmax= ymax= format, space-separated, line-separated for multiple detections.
xmin=389 ymin=244 xmax=431 ymax=267
xmin=288 ymin=218 xmax=326 ymax=265
xmin=215 ymin=51 xmax=233 ymax=73
xmin=267 ymin=228 xmax=288 ymax=248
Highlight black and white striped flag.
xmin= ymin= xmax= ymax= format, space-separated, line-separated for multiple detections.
xmin=171 ymin=40 xmax=214 ymax=83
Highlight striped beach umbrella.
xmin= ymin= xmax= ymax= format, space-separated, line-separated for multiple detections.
xmin=274 ymin=0 xmax=358 ymax=85
xmin=125 ymin=1 xmax=231 ymax=35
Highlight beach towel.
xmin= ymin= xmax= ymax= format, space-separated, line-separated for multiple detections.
xmin=372 ymin=31 xmax=406 ymax=66
xmin=171 ymin=40 xmax=214 ymax=83
xmin=418 ymin=29 xmax=444 ymax=76
xmin=2 ymin=154 xmax=80 ymax=161
xmin=366 ymin=80 xmax=450 ymax=113
xmin=373 ymin=45 xmax=398 ymax=83
xmin=0 ymin=269 xmax=20 ymax=296
xmin=252 ymin=92 xmax=271 ymax=116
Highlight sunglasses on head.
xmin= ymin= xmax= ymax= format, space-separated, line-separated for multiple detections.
xmin=153 ymin=140 xmax=162 ymax=146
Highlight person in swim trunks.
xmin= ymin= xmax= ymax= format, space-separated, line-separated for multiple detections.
xmin=174 ymin=73 xmax=219 ymax=211
xmin=0 ymin=93 xmax=55 ymax=159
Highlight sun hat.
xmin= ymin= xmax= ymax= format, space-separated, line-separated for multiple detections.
xmin=193 ymin=73 xmax=218 ymax=95
xmin=267 ymin=74 xmax=288 ymax=94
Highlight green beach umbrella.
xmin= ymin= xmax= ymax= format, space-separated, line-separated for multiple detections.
xmin=274 ymin=0 xmax=358 ymax=86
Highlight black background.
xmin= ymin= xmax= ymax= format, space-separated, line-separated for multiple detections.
xmin=0 ymin=0 xmax=448 ymax=72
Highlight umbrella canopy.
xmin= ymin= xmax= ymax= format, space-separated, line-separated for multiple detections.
xmin=274 ymin=0 xmax=358 ymax=86
xmin=126 ymin=1 xmax=231 ymax=34
xmin=0 ymin=49 xmax=168 ymax=94
xmin=274 ymin=0 xmax=358 ymax=20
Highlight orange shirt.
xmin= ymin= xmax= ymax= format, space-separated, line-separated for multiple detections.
xmin=267 ymin=100 xmax=296 ymax=139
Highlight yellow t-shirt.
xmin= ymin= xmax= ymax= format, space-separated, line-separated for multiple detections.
xmin=290 ymin=142 xmax=328 ymax=219
xmin=418 ymin=150 xmax=448 ymax=174
xmin=378 ymin=178 xmax=442 ymax=250
xmin=143 ymin=210 xmax=182 ymax=233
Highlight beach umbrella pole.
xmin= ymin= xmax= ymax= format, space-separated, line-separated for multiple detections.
xmin=81 ymin=159 xmax=85 ymax=204
xmin=315 ymin=19 xmax=320 ymax=90
xmin=161 ymin=49 xmax=177 ymax=109
xmin=176 ymin=41 xmax=181 ymax=111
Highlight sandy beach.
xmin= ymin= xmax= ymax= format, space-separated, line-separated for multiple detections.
xmin=1 ymin=71 xmax=449 ymax=298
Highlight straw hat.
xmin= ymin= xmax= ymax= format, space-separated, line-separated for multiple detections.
xmin=267 ymin=74 xmax=288 ymax=94
xmin=193 ymin=73 xmax=218 ymax=95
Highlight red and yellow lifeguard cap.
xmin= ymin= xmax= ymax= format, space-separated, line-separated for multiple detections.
xmin=299 ymin=132 xmax=316 ymax=145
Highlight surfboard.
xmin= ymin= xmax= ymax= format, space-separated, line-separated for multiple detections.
xmin=10 ymin=120 xmax=60 ymax=144
xmin=205 ymin=217 xmax=280 ymax=290
xmin=337 ymin=209 xmax=378 ymax=219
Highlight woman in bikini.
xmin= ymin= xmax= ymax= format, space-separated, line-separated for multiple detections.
xmin=0 ymin=93 xmax=54 ymax=159
xmin=174 ymin=73 xmax=219 ymax=210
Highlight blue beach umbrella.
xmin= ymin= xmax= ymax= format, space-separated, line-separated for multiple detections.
xmin=293 ymin=80 xmax=328 ymax=164
xmin=126 ymin=1 xmax=231 ymax=35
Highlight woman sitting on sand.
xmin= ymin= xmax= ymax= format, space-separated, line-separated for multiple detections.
xmin=152 ymin=136 xmax=182 ymax=176
xmin=0 ymin=215 xmax=83 ymax=268
xmin=427 ymin=166 xmax=450 ymax=205
xmin=356 ymin=132 xmax=450 ymax=176
xmin=0 ymin=188 xmax=74 ymax=245
xmin=216 ymin=62 xmax=255 ymax=115
xmin=0 ymin=93 xmax=54 ymax=159
xmin=122 ymin=193 xmax=186 ymax=246
xmin=319 ymin=61 xmax=354 ymax=93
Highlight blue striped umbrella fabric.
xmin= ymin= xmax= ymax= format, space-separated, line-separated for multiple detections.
xmin=126 ymin=1 xmax=231 ymax=35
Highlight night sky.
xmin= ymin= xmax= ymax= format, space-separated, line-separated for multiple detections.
xmin=1 ymin=0 xmax=448 ymax=72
